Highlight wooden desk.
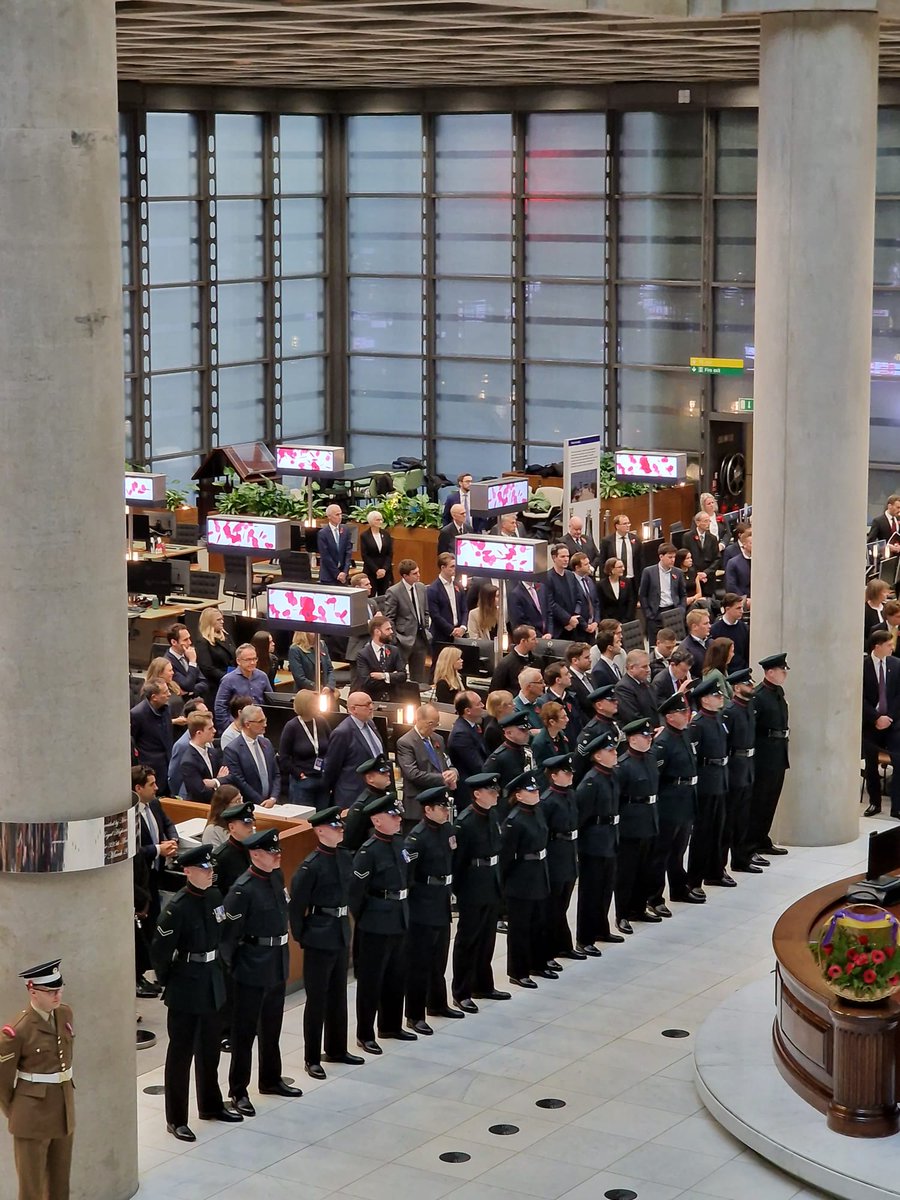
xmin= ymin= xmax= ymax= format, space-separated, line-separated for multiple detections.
xmin=132 ymin=544 xmax=201 ymax=560
xmin=160 ymin=797 xmax=316 ymax=991
xmin=773 ymin=873 xmax=900 ymax=1136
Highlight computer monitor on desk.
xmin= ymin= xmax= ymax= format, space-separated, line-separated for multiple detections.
xmin=126 ymin=559 xmax=173 ymax=606
xmin=129 ymin=513 xmax=150 ymax=545
xmin=168 ymin=561 xmax=191 ymax=594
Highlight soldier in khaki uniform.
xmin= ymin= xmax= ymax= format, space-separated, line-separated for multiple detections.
xmin=0 ymin=960 xmax=75 ymax=1200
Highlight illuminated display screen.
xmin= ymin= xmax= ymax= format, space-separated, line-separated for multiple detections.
xmin=206 ymin=517 xmax=288 ymax=551
xmin=487 ymin=479 xmax=529 ymax=509
xmin=276 ymin=445 xmax=340 ymax=473
xmin=455 ymin=536 xmax=537 ymax=575
xmin=614 ymin=451 xmax=687 ymax=484
xmin=268 ymin=586 xmax=353 ymax=628
xmin=125 ymin=473 xmax=166 ymax=504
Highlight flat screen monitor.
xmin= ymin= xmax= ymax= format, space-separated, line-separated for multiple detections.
xmin=129 ymin=513 xmax=150 ymax=544
xmin=880 ymin=556 xmax=900 ymax=588
xmin=613 ymin=451 xmax=688 ymax=485
xmin=168 ymin=561 xmax=191 ymax=593
xmin=867 ymin=824 xmax=900 ymax=879
xmin=266 ymin=584 xmax=370 ymax=633
xmin=126 ymin=559 xmax=173 ymax=603
xmin=276 ymin=444 xmax=344 ymax=474
xmin=469 ymin=477 xmax=530 ymax=516
xmin=454 ymin=534 xmax=548 ymax=580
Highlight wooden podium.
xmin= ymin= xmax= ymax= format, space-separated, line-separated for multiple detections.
xmin=161 ymin=798 xmax=317 ymax=991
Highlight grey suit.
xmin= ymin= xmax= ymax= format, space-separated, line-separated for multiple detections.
xmin=383 ymin=579 xmax=430 ymax=683
xmin=396 ymin=727 xmax=452 ymax=823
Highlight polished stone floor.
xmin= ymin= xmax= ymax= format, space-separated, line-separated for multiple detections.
xmin=133 ymin=817 xmax=885 ymax=1200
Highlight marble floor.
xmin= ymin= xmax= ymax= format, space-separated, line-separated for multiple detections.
xmin=133 ymin=815 xmax=886 ymax=1200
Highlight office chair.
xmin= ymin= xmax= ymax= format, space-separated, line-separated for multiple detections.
xmin=532 ymin=639 xmax=570 ymax=665
xmin=174 ymin=522 xmax=200 ymax=545
xmin=184 ymin=570 xmax=222 ymax=600
xmin=223 ymin=554 xmax=268 ymax=611
xmin=620 ymin=620 xmax=645 ymax=652
xmin=149 ymin=641 xmax=169 ymax=663
xmin=277 ymin=550 xmax=312 ymax=583
xmin=661 ymin=608 xmax=687 ymax=641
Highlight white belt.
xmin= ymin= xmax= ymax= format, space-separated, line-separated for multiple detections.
xmin=397 ymin=889 xmax=409 ymax=899
xmin=486 ymin=855 xmax=498 ymax=866
xmin=17 ymin=1070 xmax=72 ymax=1084
xmin=612 ymin=814 xmax=620 ymax=825
xmin=646 ymin=797 xmax=657 ymax=805
xmin=689 ymin=776 xmax=697 ymax=785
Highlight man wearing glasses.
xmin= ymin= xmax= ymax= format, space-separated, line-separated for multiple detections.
xmin=322 ymin=692 xmax=386 ymax=809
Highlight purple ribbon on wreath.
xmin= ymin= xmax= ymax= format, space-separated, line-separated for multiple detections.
xmin=821 ymin=906 xmax=899 ymax=947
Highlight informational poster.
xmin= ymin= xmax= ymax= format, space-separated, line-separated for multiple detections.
xmin=563 ymin=434 xmax=602 ymax=538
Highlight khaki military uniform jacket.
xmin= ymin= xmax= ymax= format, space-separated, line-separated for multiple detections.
xmin=0 ymin=1004 xmax=75 ymax=1138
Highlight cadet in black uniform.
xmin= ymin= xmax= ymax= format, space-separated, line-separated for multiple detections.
xmin=350 ymin=791 xmax=415 ymax=1054
xmin=748 ymin=652 xmax=790 ymax=857
xmin=723 ymin=668 xmax=765 ymax=874
xmin=451 ymin=772 xmax=509 ymax=1011
xmin=687 ymin=677 xmax=732 ymax=892
xmin=615 ymin=718 xmax=661 ymax=933
xmin=221 ymin=828 xmax=303 ymax=1115
xmin=540 ymin=753 xmax=583 ymax=964
xmin=649 ymin=692 xmax=701 ymax=913
xmin=342 ymin=755 xmax=394 ymax=853
xmin=574 ymin=731 xmax=622 ymax=952
xmin=574 ymin=686 xmax=622 ymax=783
xmin=289 ymin=807 xmax=365 ymax=1080
xmin=484 ymin=711 xmax=535 ymax=818
xmin=212 ymin=802 xmax=256 ymax=896
xmin=500 ymin=771 xmax=553 ymax=988
xmin=151 ymin=844 xmax=243 ymax=1142
xmin=404 ymin=786 xmax=464 ymax=1034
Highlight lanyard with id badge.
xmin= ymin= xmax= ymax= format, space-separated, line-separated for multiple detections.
xmin=301 ymin=718 xmax=324 ymax=773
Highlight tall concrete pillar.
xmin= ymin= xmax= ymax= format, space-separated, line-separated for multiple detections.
xmin=751 ymin=9 xmax=878 ymax=846
xmin=0 ymin=3 xmax=138 ymax=1199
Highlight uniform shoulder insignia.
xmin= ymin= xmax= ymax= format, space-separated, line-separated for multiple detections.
xmin=155 ymin=925 xmax=174 ymax=937
xmin=354 ymin=869 xmax=370 ymax=878
xmin=65 ymin=1022 xmax=74 ymax=1036
xmin=225 ymin=911 xmax=242 ymax=921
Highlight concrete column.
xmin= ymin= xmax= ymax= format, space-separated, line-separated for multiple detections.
xmin=0 ymin=3 xmax=138 ymax=1199
xmin=751 ymin=10 xmax=878 ymax=846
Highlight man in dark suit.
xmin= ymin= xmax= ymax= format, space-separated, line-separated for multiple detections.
xmin=490 ymin=625 xmax=537 ymax=693
xmin=442 ymin=473 xmax=476 ymax=527
xmin=130 ymin=680 xmax=175 ymax=794
xmin=561 ymin=515 xmax=601 ymax=570
xmin=447 ymin=691 xmax=488 ymax=809
xmin=359 ymin=511 xmax=394 ymax=596
xmin=382 ymin=558 xmax=430 ymax=684
xmin=868 ymin=494 xmax=900 ymax=548
xmin=545 ymin=544 xmax=583 ymax=639
xmin=223 ymin=706 xmax=282 ymax=807
xmin=710 ymin=593 xmax=750 ymax=672
xmin=165 ymin=622 xmax=209 ymax=698
xmin=683 ymin=513 xmax=721 ymax=599
xmin=863 ymin=631 xmax=900 ymax=816
xmin=507 ymin=580 xmax=549 ymax=638
xmin=133 ymin=763 xmax=178 ymax=927
xmin=565 ymin=643 xmax=596 ymax=717
xmin=180 ymin=711 xmax=230 ymax=804
xmin=638 ymin=543 xmax=687 ymax=646
xmin=678 ymin=608 xmax=711 ymax=680
xmin=395 ymin=704 xmax=458 ymax=826
xmin=724 ymin=527 xmax=752 ymax=596
xmin=650 ymin=647 xmax=693 ymax=707
xmin=426 ymin=553 xmax=468 ymax=662
xmin=353 ymin=614 xmax=408 ymax=701
xmin=437 ymin=504 xmax=474 ymax=558
xmin=317 ymin=504 xmax=353 ymax=584
xmin=345 ymin=572 xmax=383 ymax=667
xmin=601 ymin=514 xmax=643 ymax=619
xmin=570 ymin=552 xmax=600 ymax=639
xmin=614 ymin=650 xmax=660 ymax=728
xmin=321 ymin=694 xmax=386 ymax=809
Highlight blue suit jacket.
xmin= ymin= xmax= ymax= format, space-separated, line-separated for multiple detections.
xmin=507 ymin=581 xmax=547 ymax=637
xmin=321 ymin=716 xmax=385 ymax=809
xmin=165 ymin=649 xmax=208 ymax=697
xmin=638 ymin=564 xmax=687 ymax=622
xmin=223 ymin=735 xmax=281 ymax=806
xmin=446 ymin=717 xmax=488 ymax=808
xmin=442 ymin=490 xmax=489 ymax=533
xmin=544 ymin=569 xmax=583 ymax=638
xmin=317 ymin=523 xmax=353 ymax=583
xmin=724 ymin=552 xmax=752 ymax=597
xmin=426 ymin=578 xmax=469 ymax=645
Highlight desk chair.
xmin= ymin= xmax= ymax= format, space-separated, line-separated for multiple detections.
xmin=661 ymin=607 xmax=687 ymax=641
xmin=223 ymin=554 xmax=268 ymax=612
xmin=149 ymin=640 xmax=169 ymax=664
xmin=532 ymin=639 xmax=570 ymax=665
xmin=175 ymin=522 xmax=200 ymax=545
xmin=620 ymin=619 xmax=645 ymax=652
xmin=277 ymin=551 xmax=312 ymax=583
xmin=184 ymin=570 xmax=221 ymax=600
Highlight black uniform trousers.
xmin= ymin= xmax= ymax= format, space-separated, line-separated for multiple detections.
xmin=726 ymin=784 xmax=754 ymax=867
xmin=615 ymin=836 xmax=654 ymax=918
xmin=406 ymin=923 xmax=450 ymax=1020
xmin=507 ymin=898 xmax=548 ymax=979
xmin=547 ymin=881 xmax=576 ymax=956
xmin=229 ymin=979 xmax=286 ymax=1098
xmin=165 ymin=1008 xmax=226 ymax=1126
xmin=748 ymin=765 xmax=786 ymax=851
xmin=452 ymin=903 xmax=499 ymax=1000
xmin=303 ymin=945 xmax=350 ymax=1065
xmin=647 ymin=819 xmax=691 ymax=904
xmin=687 ymin=794 xmax=726 ymax=887
xmin=356 ymin=930 xmax=407 ymax=1039
xmin=575 ymin=855 xmax=616 ymax=945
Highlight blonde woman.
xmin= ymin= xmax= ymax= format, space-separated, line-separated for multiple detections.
xmin=195 ymin=606 xmax=236 ymax=692
xmin=278 ymin=689 xmax=331 ymax=807
xmin=432 ymin=646 xmax=464 ymax=705
xmin=483 ymin=689 xmax=514 ymax=753
xmin=467 ymin=582 xmax=499 ymax=640
xmin=145 ymin=655 xmax=185 ymax=719
xmin=288 ymin=631 xmax=336 ymax=694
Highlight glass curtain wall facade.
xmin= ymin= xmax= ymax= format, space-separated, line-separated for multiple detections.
xmin=120 ymin=96 xmax=898 ymax=498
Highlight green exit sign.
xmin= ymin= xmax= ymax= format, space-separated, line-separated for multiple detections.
xmin=738 ymin=397 xmax=754 ymax=412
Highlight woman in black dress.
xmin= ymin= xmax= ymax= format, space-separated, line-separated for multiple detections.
xmin=360 ymin=510 xmax=394 ymax=596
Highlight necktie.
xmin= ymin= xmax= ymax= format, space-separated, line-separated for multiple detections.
xmin=446 ymin=582 xmax=458 ymax=624
xmin=252 ymin=738 xmax=269 ymax=794
xmin=463 ymin=493 xmax=470 ymax=521
xmin=333 ymin=525 xmax=341 ymax=547
xmin=362 ymin=722 xmax=382 ymax=756
xmin=581 ymin=578 xmax=593 ymax=619
xmin=379 ymin=646 xmax=387 ymax=670
xmin=410 ymin=585 xmax=421 ymax=627
xmin=528 ymin=584 xmax=541 ymax=614
xmin=879 ymin=660 xmax=888 ymax=716
xmin=423 ymin=737 xmax=442 ymax=769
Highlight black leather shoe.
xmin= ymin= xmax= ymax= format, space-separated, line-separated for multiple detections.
xmin=136 ymin=978 xmax=161 ymax=998
xmin=616 ymin=919 xmax=634 ymax=935
xmin=651 ymin=904 xmax=672 ymax=918
xmin=577 ymin=943 xmax=602 ymax=956
xmin=408 ymin=1019 xmax=433 ymax=1036
xmin=763 ymin=845 xmax=788 ymax=855
xmin=472 ymin=989 xmax=511 ymax=1000
xmin=323 ymin=1053 xmax=365 ymax=1065
xmin=546 ymin=960 xmax=563 ymax=972
xmin=456 ymin=999 xmax=479 ymax=1013
xmin=597 ymin=933 xmax=625 ymax=944
xmin=260 ymin=1082 xmax=303 ymax=1098
xmin=199 ymin=1107 xmax=243 ymax=1122
xmin=734 ymin=863 xmax=763 ymax=873
xmin=357 ymin=1039 xmax=382 ymax=1054
xmin=167 ymin=1124 xmax=196 ymax=1142
xmin=633 ymin=909 xmax=663 ymax=922
xmin=306 ymin=1064 xmax=327 ymax=1080
xmin=378 ymin=1028 xmax=417 ymax=1041
xmin=751 ymin=854 xmax=770 ymax=866
xmin=427 ymin=1007 xmax=465 ymax=1019
xmin=704 ymin=877 xmax=738 ymax=888
xmin=865 ymin=804 xmax=882 ymax=817
xmin=232 ymin=1096 xmax=256 ymax=1117
xmin=509 ymin=976 xmax=538 ymax=988
xmin=535 ymin=968 xmax=559 ymax=979
xmin=560 ymin=948 xmax=588 ymax=960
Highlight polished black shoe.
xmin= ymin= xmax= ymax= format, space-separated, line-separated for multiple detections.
xmin=472 ymin=989 xmax=511 ymax=1000
xmin=357 ymin=1039 xmax=383 ymax=1054
xmin=378 ymin=1028 xmax=417 ymax=1041
xmin=509 ymin=976 xmax=538 ymax=988
xmin=704 ymin=876 xmax=738 ymax=888
xmin=167 ymin=1124 xmax=196 ymax=1142
xmin=561 ymin=948 xmax=588 ymax=960
xmin=763 ymin=845 xmax=789 ymax=855
xmin=427 ymin=1007 xmax=465 ymax=1019
xmin=546 ymin=960 xmax=564 ymax=972
xmin=231 ymin=1095 xmax=256 ymax=1116
xmin=616 ymin=919 xmax=634 ymax=935
xmin=305 ymin=1064 xmax=327 ymax=1080
xmin=408 ymin=1019 xmax=433 ymax=1036
xmin=632 ymin=909 xmax=663 ymax=922
xmin=751 ymin=854 xmax=770 ymax=867
xmin=199 ymin=1107 xmax=243 ymax=1123
xmin=864 ymin=804 xmax=882 ymax=817
xmin=136 ymin=978 xmax=161 ymax=998
xmin=651 ymin=904 xmax=672 ymax=918
xmin=260 ymin=1081 xmax=303 ymax=1098
xmin=535 ymin=968 xmax=559 ymax=979
xmin=597 ymin=933 xmax=626 ymax=944
xmin=732 ymin=862 xmax=763 ymax=874
xmin=323 ymin=1052 xmax=365 ymax=1065
xmin=456 ymin=998 xmax=479 ymax=1013
xmin=576 ymin=943 xmax=602 ymax=956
